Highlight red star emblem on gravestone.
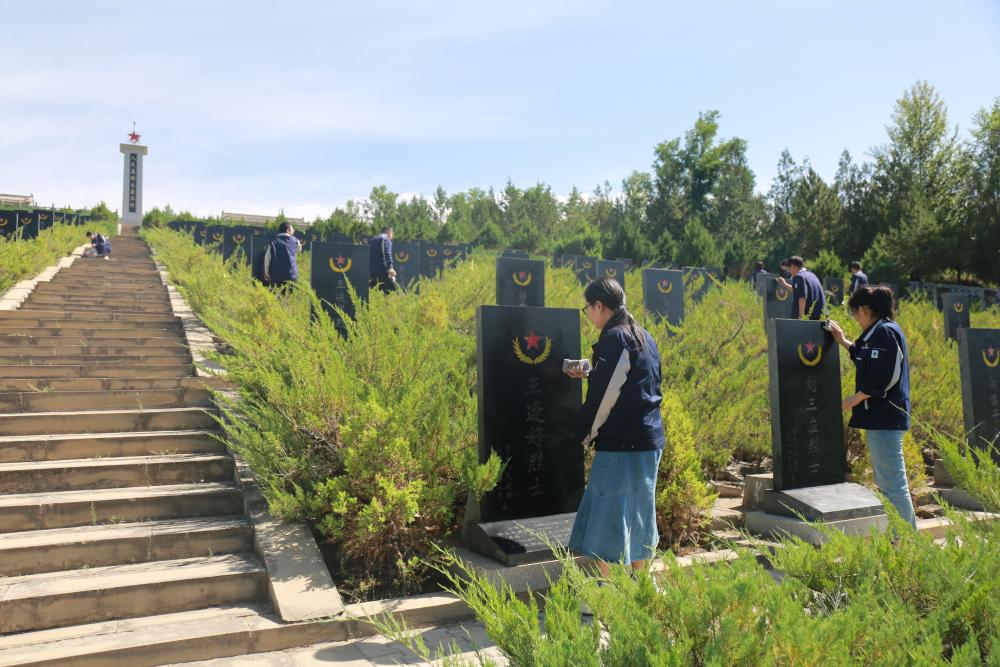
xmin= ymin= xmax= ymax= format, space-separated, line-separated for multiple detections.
xmin=524 ymin=330 xmax=542 ymax=350
xmin=804 ymin=341 xmax=817 ymax=354
xmin=989 ymin=346 xmax=997 ymax=358
xmin=519 ymin=271 xmax=527 ymax=280
xmin=335 ymin=255 xmax=346 ymax=266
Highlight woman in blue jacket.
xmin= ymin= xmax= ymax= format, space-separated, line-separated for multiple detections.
xmin=826 ymin=285 xmax=917 ymax=528
xmin=565 ymin=278 xmax=664 ymax=576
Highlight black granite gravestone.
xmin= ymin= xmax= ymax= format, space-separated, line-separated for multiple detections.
xmin=0 ymin=212 xmax=13 ymax=237
xmin=311 ymin=242 xmax=370 ymax=322
xmin=878 ymin=282 xmax=899 ymax=308
xmin=684 ymin=267 xmax=714 ymax=302
xmin=616 ymin=258 xmax=635 ymax=272
xmin=36 ymin=211 xmax=52 ymax=232
xmin=459 ymin=243 xmax=472 ymax=259
xmin=442 ymin=244 xmax=463 ymax=264
xmin=754 ymin=271 xmax=779 ymax=296
xmin=574 ymin=256 xmax=597 ymax=286
xmin=391 ymin=241 xmax=420 ymax=289
xmin=465 ymin=305 xmax=585 ymax=565
xmin=53 ymin=211 xmax=65 ymax=226
xmin=500 ymin=248 xmax=529 ymax=258
xmin=824 ymin=277 xmax=844 ymax=306
xmin=205 ymin=226 xmax=225 ymax=253
xmin=943 ymin=293 xmax=971 ymax=343
xmin=559 ymin=255 xmax=575 ymax=270
xmin=193 ymin=222 xmax=207 ymax=244
xmin=250 ymin=232 xmax=271 ymax=284
xmin=15 ymin=211 xmax=36 ymax=240
xmin=419 ymin=242 xmax=445 ymax=279
xmin=642 ymin=268 xmax=684 ymax=326
xmin=596 ymin=260 xmax=626 ymax=292
xmin=223 ymin=226 xmax=254 ymax=265
xmin=958 ymin=328 xmax=1000 ymax=462
xmin=766 ymin=318 xmax=846 ymax=490
xmin=763 ymin=276 xmax=795 ymax=327
xmin=496 ymin=257 xmax=545 ymax=307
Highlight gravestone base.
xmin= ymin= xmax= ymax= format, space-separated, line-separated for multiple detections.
xmin=744 ymin=481 xmax=888 ymax=545
xmin=464 ymin=513 xmax=577 ymax=567
xmin=762 ymin=483 xmax=886 ymax=522
xmin=451 ymin=547 xmax=589 ymax=593
xmin=744 ymin=511 xmax=889 ymax=545
xmin=931 ymin=459 xmax=986 ymax=510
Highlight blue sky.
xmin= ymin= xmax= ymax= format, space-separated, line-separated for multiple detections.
xmin=2 ymin=1 xmax=998 ymax=220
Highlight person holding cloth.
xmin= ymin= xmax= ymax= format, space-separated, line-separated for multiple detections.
xmin=564 ymin=277 xmax=664 ymax=579
xmin=825 ymin=285 xmax=917 ymax=528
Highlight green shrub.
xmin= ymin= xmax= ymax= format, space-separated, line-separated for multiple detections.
xmin=656 ymin=393 xmax=717 ymax=549
xmin=375 ymin=449 xmax=1000 ymax=664
xmin=0 ymin=217 xmax=116 ymax=293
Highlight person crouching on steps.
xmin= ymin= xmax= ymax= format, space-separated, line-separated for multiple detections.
xmin=85 ymin=231 xmax=111 ymax=260
xmin=825 ymin=285 xmax=917 ymax=529
xmin=564 ymin=277 xmax=664 ymax=582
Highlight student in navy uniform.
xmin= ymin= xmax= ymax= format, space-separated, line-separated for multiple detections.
xmin=849 ymin=261 xmax=869 ymax=294
xmin=564 ymin=278 xmax=664 ymax=582
xmin=778 ymin=255 xmax=825 ymax=319
xmin=85 ymin=231 xmax=111 ymax=259
xmin=825 ymin=285 xmax=917 ymax=528
xmin=368 ymin=225 xmax=397 ymax=293
xmin=262 ymin=222 xmax=302 ymax=291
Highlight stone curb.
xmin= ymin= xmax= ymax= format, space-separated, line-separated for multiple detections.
xmin=0 ymin=244 xmax=87 ymax=310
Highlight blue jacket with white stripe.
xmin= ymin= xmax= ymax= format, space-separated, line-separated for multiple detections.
xmin=580 ymin=324 xmax=664 ymax=451
xmin=848 ymin=319 xmax=910 ymax=431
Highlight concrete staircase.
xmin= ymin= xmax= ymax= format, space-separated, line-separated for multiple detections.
xmin=0 ymin=230 xmax=278 ymax=665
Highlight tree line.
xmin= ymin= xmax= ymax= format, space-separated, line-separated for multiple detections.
xmin=148 ymin=81 xmax=999 ymax=285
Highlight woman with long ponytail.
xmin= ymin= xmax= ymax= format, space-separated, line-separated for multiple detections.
xmin=826 ymin=285 xmax=917 ymax=528
xmin=565 ymin=277 xmax=664 ymax=587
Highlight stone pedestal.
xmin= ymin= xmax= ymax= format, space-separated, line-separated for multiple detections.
xmin=119 ymin=142 xmax=148 ymax=225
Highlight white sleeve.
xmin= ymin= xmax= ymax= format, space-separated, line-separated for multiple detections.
xmin=582 ymin=348 xmax=631 ymax=446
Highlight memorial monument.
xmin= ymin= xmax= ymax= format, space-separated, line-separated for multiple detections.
xmin=311 ymin=242 xmax=370 ymax=326
xmin=744 ymin=319 xmax=887 ymax=543
xmin=464 ymin=306 xmax=585 ymax=565
xmin=642 ymin=268 xmax=684 ymax=326
xmin=496 ymin=257 xmax=545 ymax=307
xmin=119 ymin=124 xmax=147 ymax=225
xmin=943 ymin=293 xmax=971 ymax=343
xmin=597 ymin=259 xmax=626 ymax=292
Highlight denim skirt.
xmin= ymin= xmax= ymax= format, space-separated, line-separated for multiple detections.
xmin=568 ymin=449 xmax=662 ymax=563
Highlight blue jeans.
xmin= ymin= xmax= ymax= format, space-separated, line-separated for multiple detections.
xmin=866 ymin=429 xmax=917 ymax=529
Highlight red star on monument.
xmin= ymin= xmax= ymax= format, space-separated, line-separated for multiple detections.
xmin=989 ymin=346 xmax=997 ymax=358
xmin=804 ymin=341 xmax=817 ymax=354
xmin=128 ymin=130 xmax=140 ymax=143
xmin=519 ymin=271 xmax=527 ymax=280
xmin=335 ymin=255 xmax=346 ymax=266
xmin=524 ymin=330 xmax=542 ymax=350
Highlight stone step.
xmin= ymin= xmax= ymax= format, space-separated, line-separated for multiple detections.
xmin=0 ymin=343 xmax=189 ymax=356
xmin=0 ymin=364 xmax=196 ymax=379
xmin=19 ymin=303 xmax=173 ymax=315
xmin=0 ymin=407 xmax=215 ymax=437
xmin=0 ymin=343 xmax=188 ymax=357
xmin=0 ymin=482 xmax=244 ymax=532
xmin=0 ymin=354 xmax=191 ymax=366
xmin=32 ymin=283 xmax=165 ymax=292
xmin=0 ymin=603 xmax=329 ymax=667
xmin=0 ymin=310 xmax=179 ymax=324
xmin=0 ymin=452 xmax=234 ymax=493
xmin=24 ymin=296 xmax=172 ymax=308
xmin=0 ymin=376 xmax=218 ymax=393
xmin=0 ymin=327 xmax=182 ymax=340
xmin=0 ymin=553 xmax=266 ymax=634
xmin=0 ymin=387 xmax=211 ymax=412
xmin=0 ymin=516 xmax=252 ymax=576
xmin=0 ymin=430 xmax=223 ymax=463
